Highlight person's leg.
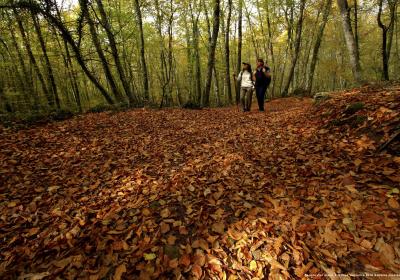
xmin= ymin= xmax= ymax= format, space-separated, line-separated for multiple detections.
xmin=255 ymin=87 xmax=263 ymax=111
xmin=259 ymin=86 xmax=267 ymax=111
xmin=240 ymin=88 xmax=246 ymax=111
xmin=246 ymin=88 xmax=253 ymax=111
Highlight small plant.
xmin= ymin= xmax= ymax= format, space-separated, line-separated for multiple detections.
xmin=182 ymin=101 xmax=202 ymax=110
xmin=50 ymin=109 xmax=74 ymax=121
xmin=344 ymin=102 xmax=364 ymax=115
xmin=87 ymin=104 xmax=114 ymax=113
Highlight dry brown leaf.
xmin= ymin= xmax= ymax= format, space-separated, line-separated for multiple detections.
xmin=211 ymin=222 xmax=225 ymax=234
xmin=388 ymin=198 xmax=399 ymax=209
xmin=113 ymin=263 xmax=126 ymax=280
xmin=191 ymin=264 xmax=203 ymax=279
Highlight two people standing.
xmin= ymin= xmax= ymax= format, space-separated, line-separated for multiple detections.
xmin=234 ymin=58 xmax=271 ymax=112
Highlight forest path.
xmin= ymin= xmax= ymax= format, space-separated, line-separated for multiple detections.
xmin=1 ymin=91 xmax=399 ymax=279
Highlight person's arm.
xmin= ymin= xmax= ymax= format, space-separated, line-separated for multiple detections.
xmin=252 ymin=70 xmax=256 ymax=82
xmin=263 ymin=67 xmax=271 ymax=78
xmin=235 ymin=71 xmax=242 ymax=82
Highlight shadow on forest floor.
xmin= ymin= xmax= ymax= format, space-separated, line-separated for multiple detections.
xmin=1 ymin=89 xmax=400 ymax=279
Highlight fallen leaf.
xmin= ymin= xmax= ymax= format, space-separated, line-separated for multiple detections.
xmin=113 ymin=263 xmax=126 ymax=280
xmin=160 ymin=208 xmax=170 ymax=218
xmin=160 ymin=222 xmax=170 ymax=234
xmin=212 ymin=222 xmax=225 ymax=234
xmin=249 ymin=260 xmax=257 ymax=271
xmin=179 ymin=254 xmax=191 ymax=267
xmin=388 ymin=197 xmax=399 ymax=209
xmin=167 ymin=235 xmax=177 ymax=245
xmin=144 ymin=253 xmax=157 ymax=261
xmin=169 ymin=258 xmax=179 ymax=269
xmin=191 ymin=264 xmax=203 ymax=279
xmin=142 ymin=208 xmax=151 ymax=216
xmin=7 ymin=201 xmax=17 ymax=208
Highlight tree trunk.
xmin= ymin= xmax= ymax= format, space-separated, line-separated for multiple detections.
xmin=95 ymin=0 xmax=135 ymax=104
xmin=82 ymin=0 xmax=124 ymax=103
xmin=224 ymin=0 xmax=233 ymax=103
xmin=213 ymin=66 xmax=221 ymax=106
xmin=31 ymin=13 xmax=60 ymax=109
xmin=50 ymin=1 xmax=114 ymax=105
xmin=133 ymin=0 xmax=149 ymax=102
xmin=306 ymin=0 xmax=332 ymax=93
xmin=236 ymin=0 xmax=243 ymax=105
xmin=377 ymin=0 xmax=397 ymax=81
xmin=282 ymin=0 xmax=306 ymax=97
xmin=265 ymin=1 xmax=276 ymax=97
xmin=202 ymin=0 xmax=220 ymax=107
xmin=244 ymin=1 xmax=259 ymax=58
xmin=14 ymin=11 xmax=53 ymax=108
xmin=354 ymin=0 xmax=360 ymax=55
xmin=193 ymin=16 xmax=202 ymax=105
xmin=336 ymin=0 xmax=362 ymax=83
xmin=7 ymin=14 xmax=37 ymax=110
xmin=62 ymin=36 xmax=82 ymax=112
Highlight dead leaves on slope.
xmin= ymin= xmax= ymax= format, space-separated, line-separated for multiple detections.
xmin=0 ymin=86 xmax=399 ymax=279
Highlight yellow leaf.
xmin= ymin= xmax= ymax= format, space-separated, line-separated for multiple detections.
xmin=113 ymin=263 xmax=126 ymax=280
xmin=249 ymin=260 xmax=257 ymax=271
xmin=384 ymin=217 xmax=397 ymax=228
xmin=142 ymin=208 xmax=151 ymax=216
xmin=7 ymin=201 xmax=17 ymax=208
xmin=144 ymin=253 xmax=157 ymax=261
xmin=388 ymin=198 xmax=399 ymax=209
xmin=160 ymin=208 xmax=170 ymax=218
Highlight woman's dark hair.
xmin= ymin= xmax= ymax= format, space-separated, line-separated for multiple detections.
xmin=257 ymin=58 xmax=264 ymax=65
xmin=242 ymin=63 xmax=252 ymax=74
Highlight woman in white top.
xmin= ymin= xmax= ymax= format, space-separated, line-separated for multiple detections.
xmin=234 ymin=63 xmax=254 ymax=112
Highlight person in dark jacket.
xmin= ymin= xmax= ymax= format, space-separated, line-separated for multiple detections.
xmin=253 ymin=58 xmax=271 ymax=112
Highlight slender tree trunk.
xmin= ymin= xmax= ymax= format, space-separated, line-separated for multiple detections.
xmin=354 ymin=0 xmax=360 ymax=55
xmin=52 ymin=2 xmax=114 ymax=105
xmin=7 ymin=15 xmax=36 ymax=109
xmin=377 ymin=0 xmax=397 ymax=80
xmin=14 ymin=11 xmax=53 ymax=108
xmin=213 ymin=66 xmax=221 ymax=106
xmin=255 ymin=0 xmax=269 ymax=60
xmin=244 ymin=1 xmax=259 ymax=58
xmin=202 ymin=0 xmax=220 ymax=107
xmin=31 ymin=13 xmax=60 ymax=109
xmin=83 ymin=1 xmax=124 ymax=103
xmin=193 ymin=17 xmax=202 ymax=105
xmin=133 ymin=0 xmax=149 ymax=102
xmin=95 ymin=0 xmax=135 ymax=104
xmin=306 ymin=0 xmax=332 ymax=93
xmin=2 ymin=1 xmax=116 ymax=104
xmin=62 ymin=37 xmax=82 ymax=112
xmin=265 ymin=1 xmax=276 ymax=97
xmin=282 ymin=0 xmax=306 ymax=97
xmin=336 ymin=0 xmax=363 ymax=83
xmin=236 ymin=0 xmax=243 ymax=105
xmin=224 ymin=0 xmax=233 ymax=103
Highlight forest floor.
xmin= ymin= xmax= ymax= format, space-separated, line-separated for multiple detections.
xmin=0 ymin=84 xmax=400 ymax=280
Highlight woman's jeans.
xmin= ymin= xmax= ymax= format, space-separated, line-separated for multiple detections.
xmin=255 ymin=85 xmax=268 ymax=111
xmin=240 ymin=87 xmax=253 ymax=111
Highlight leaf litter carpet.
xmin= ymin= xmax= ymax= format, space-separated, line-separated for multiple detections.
xmin=1 ymin=85 xmax=399 ymax=279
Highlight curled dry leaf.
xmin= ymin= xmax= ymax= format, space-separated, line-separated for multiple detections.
xmin=113 ymin=263 xmax=126 ymax=280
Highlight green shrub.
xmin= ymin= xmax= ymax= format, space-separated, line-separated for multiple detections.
xmin=87 ymin=104 xmax=114 ymax=113
xmin=182 ymin=101 xmax=202 ymax=110
xmin=344 ymin=102 xmax=364 ymax=115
